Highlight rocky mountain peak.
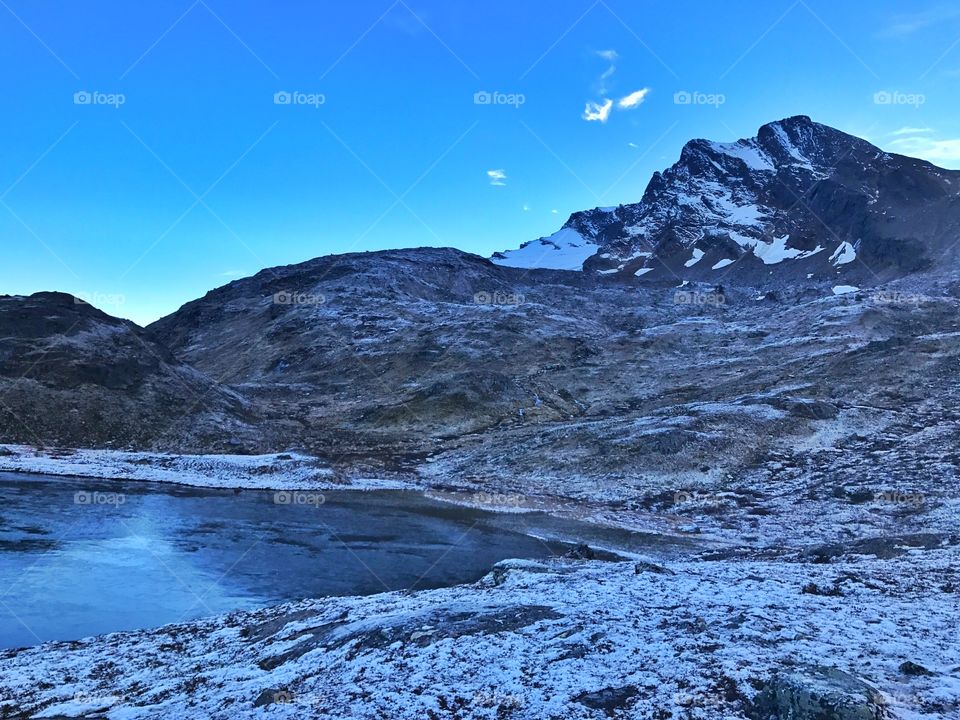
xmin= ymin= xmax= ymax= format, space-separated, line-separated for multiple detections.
xmin=494 ymin=116 xmax=960 ymax=285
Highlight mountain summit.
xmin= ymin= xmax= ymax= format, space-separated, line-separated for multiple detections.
xmin=493 ymin=116 xmax=960 ymax=283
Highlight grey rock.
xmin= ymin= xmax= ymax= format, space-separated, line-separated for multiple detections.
xmin=752 ymin=666 xmax=894 ymax=720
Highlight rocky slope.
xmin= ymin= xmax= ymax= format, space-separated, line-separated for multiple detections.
xmin=140 ymin=247 xmax=960 ymax=506
xmin=0 ymin=292 xmax=257 ymax=451
xmin=495 ymin=116 xmax=960 ymax=284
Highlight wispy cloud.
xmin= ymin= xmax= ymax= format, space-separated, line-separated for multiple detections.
xmin=885 ymin=128 xmax=960 ymax=167
xmin=618 ymin=88 xmax=650 ymax=109
xmin=583 ymin=99 xmax=614 ymax=123
xmin=596 ymin=49 xmax=618 ymax=93
xmin=878 ymin=7 xmax=960 ymax=38
xmin=487 ymin=169 xmax=507 ymax=186
xmin=890 ymin=126 xmax=933 ymax=136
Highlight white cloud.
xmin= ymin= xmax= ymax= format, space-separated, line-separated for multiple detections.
xmin=583 ymin=99 xmax=613 ymax=123
xmin=628 ymin=142 xmax=639 ymax=148
xmin=878 ymin=8 xmax=960 ymax=38
xmin=890 ymin=126 xmax=933 ymax=136
xmin=885 ymin=131 xmax=960 ymax=167
xmin=487 ymin=169 xmax=507 ymax=186
xmin=522 ymin=204 xmax=531 ymax=212
xmin=618 ymin=88 xmax=650 ymax=109
xmin=551 ymin=209 xmax=559 ymax=214
xmin=219 ymin=269 xmax=244 ymax=278
xmin=581 ymin=49 xmax=649 ymax=124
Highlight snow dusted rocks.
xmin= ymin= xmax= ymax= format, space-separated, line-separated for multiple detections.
xmin=0 ymin=445 xmax=411 ymax=491
xmin=495 ymin=116 xmax=960 ymax=287
xmin=0 ymin=548 xmax=956 ymax=719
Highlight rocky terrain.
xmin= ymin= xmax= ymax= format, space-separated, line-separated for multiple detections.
xmin=0 ymin=293 xmax=257 ymax=452
xmin=1 ymin=117 xmax=959 ymax=718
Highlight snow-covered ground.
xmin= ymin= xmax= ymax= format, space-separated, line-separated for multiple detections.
xmin=1 ymin=548 xmax=956 ymax=719
xmin=0 ymin=445 xmax=413 ymax=491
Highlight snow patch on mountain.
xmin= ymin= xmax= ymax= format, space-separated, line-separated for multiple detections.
xmin=684 ymin=248 xmax=705 ymax=267
xmin=708 ymin=139 xmax=776 ymax=173
xmin=491 ymin=227 xmax=597 ymax=271
xmin=752 ymin=236 xmax=825 ymax=265
xmin=831 ymin=241 xmax=857 ymax=266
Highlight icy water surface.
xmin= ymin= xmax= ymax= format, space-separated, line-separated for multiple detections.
xmin=0 ymin=473 xmax=565 ymax=649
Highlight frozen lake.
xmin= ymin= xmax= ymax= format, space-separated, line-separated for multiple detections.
xmin=0 ymin=473 xmax=568 ymax=649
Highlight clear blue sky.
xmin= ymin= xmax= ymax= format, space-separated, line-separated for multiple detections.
xmin=2 ymin=0 xmax=959 ymax=324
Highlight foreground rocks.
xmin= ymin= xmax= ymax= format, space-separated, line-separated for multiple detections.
xmin=0 ymin=546 xmax=956 ymax=719
xmin=753 ymin=667 xmax=893 ymax=720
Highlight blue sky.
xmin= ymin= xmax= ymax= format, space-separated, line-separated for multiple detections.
xmin=2 ymin=0 xmax=960 ymax=324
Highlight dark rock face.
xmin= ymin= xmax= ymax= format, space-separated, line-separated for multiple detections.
xmin=751 ymin=666 xmax=893 ymax=720
xmin=573 ymin=685 xmax=641 ymax=715
xmin=540 ymin=116 xmax=960 ymax=285
xmin=0 ymin=292 xmax=257 ymax=451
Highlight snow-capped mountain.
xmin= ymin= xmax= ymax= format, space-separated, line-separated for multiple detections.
xmin=496 ymin=116 xmax=960 ymax=283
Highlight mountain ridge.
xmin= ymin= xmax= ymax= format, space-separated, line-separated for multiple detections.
xmin=493 ymin=115 xmax=960 ymax=284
